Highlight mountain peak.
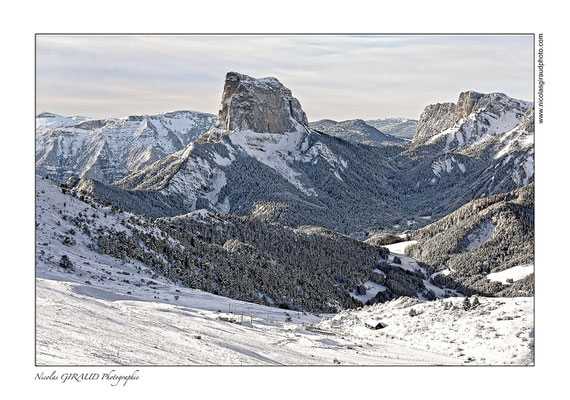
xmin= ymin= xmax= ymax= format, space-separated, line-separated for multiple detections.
xmin=36 ymin=112 xmax=60 ymax=118
xmin=413 ymin=91 xmax=532 ymax=147
xmin=212 ymin=72 xmax=308 ymax=134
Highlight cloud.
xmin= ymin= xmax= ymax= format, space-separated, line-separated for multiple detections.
xmin=36 ymin=35 xmax=533 ymax=121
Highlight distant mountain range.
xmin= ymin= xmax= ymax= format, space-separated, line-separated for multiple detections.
xmin=309 ymin=117 xmax=418 ymax=146
xmin=366 ymin=117 xmax=418 ymax=140
xmin=309 ymin=119 xmax=405 ymax=146
xmin=36 ymin=110 xmax=215 ymax=184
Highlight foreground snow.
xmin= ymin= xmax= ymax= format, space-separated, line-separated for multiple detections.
xmin=318 ymin=296 xmax=533 ymax=365
xmin=36 ymin=278 xmax=532 ymax=365
xmin=37 ymin=278 xmax=458 ymax=365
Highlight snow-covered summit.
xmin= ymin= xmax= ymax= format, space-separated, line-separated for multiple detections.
xmin=36 ymin=112 xmax=91 ymax=135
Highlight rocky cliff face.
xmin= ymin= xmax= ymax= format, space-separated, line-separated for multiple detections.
xmin=213 ymin=72 xmax=308 ymax=134
xmin=413 ymin=91 xmax=531 ymax=150
xmin=517 ymin=105 xmax=535 ymax=134
xmin=414 ymin=91 xmax=486 ymax=142
xmin=414 ymin=102 xmax=457 ymax=143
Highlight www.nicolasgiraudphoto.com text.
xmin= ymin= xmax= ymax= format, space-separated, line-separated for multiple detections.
xmin=537 ymin=33 xmax=544 ymax=123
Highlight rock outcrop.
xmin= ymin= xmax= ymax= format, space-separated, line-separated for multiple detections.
xmin=414 ymin=91 xmax=486 ymax=143
xmin=414 ymin=101 xmax=457 ymax=143
xmin=213 ymin=72 xmax=308 ymax=134
xmin=517 ymin=106 xmax=535 ymax=134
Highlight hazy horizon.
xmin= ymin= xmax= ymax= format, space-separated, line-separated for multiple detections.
xmin=36 ymin=35 xmax=534 ymax=121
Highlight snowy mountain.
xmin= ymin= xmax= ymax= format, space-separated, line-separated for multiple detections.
xmin=400 ymin=94 xmax=534 ymax=212
xmin=36 ymin=110 xmax=215 ymax=184
xmin=309 ymin=119 xmax=404 ymax=146
xmin=80 ymin=72 xmax=406 ymax=234
xmin=71 ymin=73 xmax=534 ymax=237
xmin=365 ymin=117 xmax=418 ymax=141
xmin=75 ymin=127 xmax=405 ymax=234
xmin=36 ymin=112 xmax=90 ymax=134
xmin=412 ymin=91 xmax=532 ymax=150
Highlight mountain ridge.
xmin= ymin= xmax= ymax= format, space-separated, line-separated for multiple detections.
xmin=36 ymin=110 xmax=215 ymax=184
xmin=71 ymin=72 xmax=534 ymax=237
xmin=412 ymin=91 xmax=532 ymax=149
xmin=309 ymin=118 xmax=404 ymax=146
xmin=366 ymin=117 xmax=418 ymax=140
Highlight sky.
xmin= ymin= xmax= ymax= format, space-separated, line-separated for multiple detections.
xmin=36 ymin=35 xmax=534 ymax=121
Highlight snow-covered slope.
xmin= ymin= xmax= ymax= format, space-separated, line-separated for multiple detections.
xmin=37 ymin=278 xmax=532 ymax=365
xmin=317 ymin=296 xmax=533 ymax=365
xmin=487 ymin=264 xmax=534 ymax=285
xmin=406 ymin=183 xmax=534 ymax=297
xmin=101 ymin=122 xmax=407 ymax=233
xmin=36 ymin=110 xmax=215 ymax=184
xmin=40 ymin=175 xmax=452 ymax=313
